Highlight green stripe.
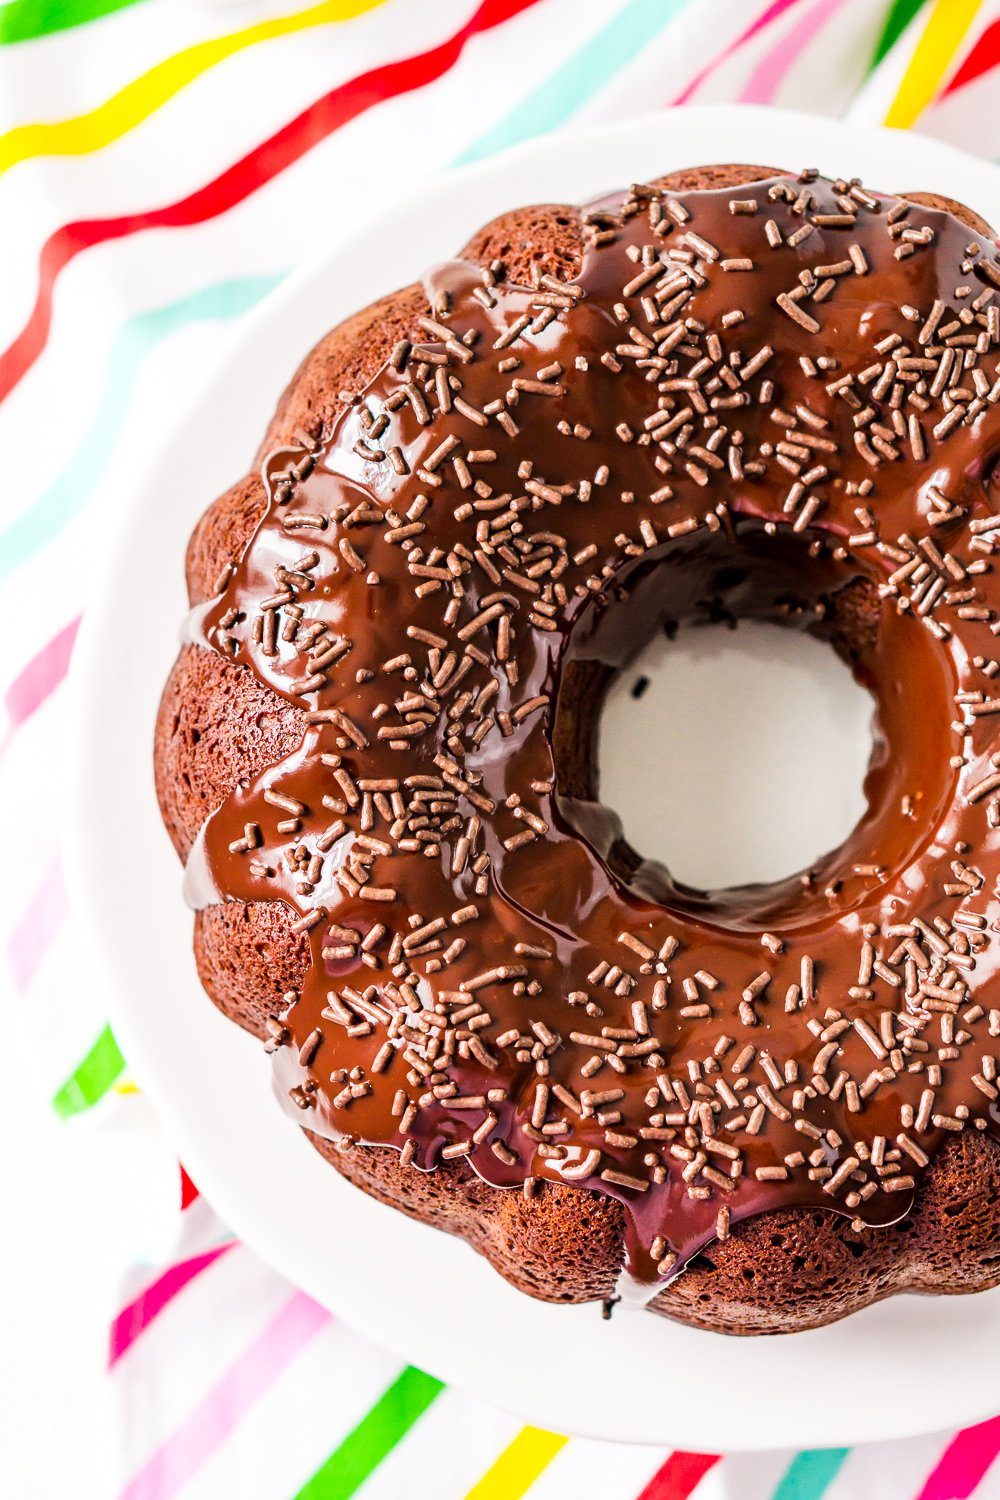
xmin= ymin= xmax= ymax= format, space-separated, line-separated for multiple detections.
xmin=869 ymin=0 xmax=928 ymax=69
xmin=293 ymin=1366 xmax=444 ymax=1499
xmin=0 ymin=274 xmax=281 ymax=585
xmin=771 ymin=1448 xmax=850 ymax=1500
xmin=454 ymin=0 xmax=694 ymax=166
xmin=52 ymin=1023 xmax=125 ymax=1118
xmin=0 ymin=0 xmax=146 ymax=45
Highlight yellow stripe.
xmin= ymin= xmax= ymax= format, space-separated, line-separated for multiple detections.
xmin=464 ymin=1427 xmax=568 ymax=1500
xmin=112 ymin=1080 xmax=140 ymax=1095
xmin=0 ymin=0 xmax=386 ymax=176
xmin=883 ymin=0 xmax=983 ymax=128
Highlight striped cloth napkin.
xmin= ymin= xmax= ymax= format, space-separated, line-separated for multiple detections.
xmin=6 ymin=0 xmax=1000 ymax=1495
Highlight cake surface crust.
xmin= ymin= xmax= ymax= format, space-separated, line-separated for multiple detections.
xmin=156 ymin=163 xmax=1000 ymax=1332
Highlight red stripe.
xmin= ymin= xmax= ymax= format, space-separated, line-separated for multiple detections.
xmin=914 ymin=1415 xmax=1000 ymax=1500
xmin=108 ymin=1242 xmax=234 ymax=1366
xmin=636 ymin=1451 xmax=721 ymax=1500
xmin=0 ymin=0 xmax=541 ymax=408
xmin=942 ymin=16 xmax=1000 ymax=94
xmin=180 ymin=1163 xmax=200 ymax=1210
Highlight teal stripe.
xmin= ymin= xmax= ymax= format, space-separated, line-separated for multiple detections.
xmin=454 ymin=0 xmax=694 ymax=166
xmin=0 ymin=274 xmax=282 ymax=585
xmin=771 ymin=1448 xmax=851 ymax=1500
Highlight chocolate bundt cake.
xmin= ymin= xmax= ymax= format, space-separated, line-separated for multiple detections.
xmin=156 ymin=163 xmax=1000 ymax=1334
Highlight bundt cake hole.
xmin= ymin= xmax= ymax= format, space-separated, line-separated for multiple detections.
xmin=551 ymin=518 xmax=961 ymax=932
xmin=599 ymin=613 xmax=873 ymax=892
xmin=554 ymin=526 xmax=870 ymax=913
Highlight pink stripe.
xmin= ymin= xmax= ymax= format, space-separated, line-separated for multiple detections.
xmin=914 ymin=1416 xmax=1000 ymax=1500
xmin=109 ymin=1243 xmax=235 ymax=1367
xmin=118 ymin=1289 xmax=331 ymax=1500
xmin=738 ymin=0 xmax=849 ymax=104
xmin=4 ymin=614 xmax=81 ymax=731
xmin=671 ymin=0 xmax=804 ymax=104
xmin=8 ymin=855 xmax=68 ymax=993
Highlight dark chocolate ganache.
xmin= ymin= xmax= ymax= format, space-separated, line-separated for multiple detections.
xmin=182 ymin=170 xmax=1000 ymax=1298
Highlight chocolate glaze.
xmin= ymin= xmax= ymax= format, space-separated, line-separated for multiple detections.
xmin=183 ymin=172 xmax=1000 ymax=1297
